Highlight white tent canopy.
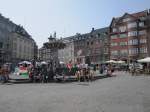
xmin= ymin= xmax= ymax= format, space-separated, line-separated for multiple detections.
xmin=116 ymin=61 xmax=125 ymax=64
xmin=138 ymin=57 xmax=150 ymax=63
xmin=41 ymin=61 xmax=48 ymax=65
xmin=19 ymin=61 xmax=31 ymax=65
xmin=60 ymin=61 xmax=65 ymax=64
xmin=106 ymin=60 xmax=117 ymax=63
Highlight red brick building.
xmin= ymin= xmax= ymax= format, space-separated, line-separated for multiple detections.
xmin=109 ymin=10 xmax=150 ymax=62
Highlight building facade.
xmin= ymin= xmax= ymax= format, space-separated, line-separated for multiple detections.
xmin=0 ymin=14 xmax=37 ymax=65
xmin=146 ymin=12 xmax=150 ymax=56
xmin=0 ymin=14 xmax=16 ymax=64
xmin=73 ymin=27 xmax=109 ymax=64
xmin=9 ymin=31 xmax=36 ymax=64
xmin=109 ymin=10 xmax=150 ymax=62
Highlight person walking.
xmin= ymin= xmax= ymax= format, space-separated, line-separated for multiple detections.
xmin=0 ymin=66 xmax=3 ymax=83
xmin=41 ymin=64 xmax=48 ymax=83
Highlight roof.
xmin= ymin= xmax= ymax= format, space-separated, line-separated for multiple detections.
xmin=63 ymin=27 xmax=109 ymax=41
xmin=0 ymin=13 xmax=35 ymax=42
xmin=110 ymin=10 xmax=149 ymax=27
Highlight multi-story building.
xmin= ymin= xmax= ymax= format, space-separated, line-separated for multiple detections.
xmin=58 ymin=37 xmax=74 ymax=64
xmin=40 ymin=27 xmax=109 ymax=65
xmin=109 ymin=10 xmax=150 ymax=62
xmin=9 ymin=26 xmax=37 ymax=64
xmin=0 ymin=14 xmax=16 ymax=64
xmin=146 ymin=11 xmax=150 ymax=56
xmin=0 ymin=13 xmax=37 ymax=65
xmin=73 ymin=27 xmax=109 ymax=64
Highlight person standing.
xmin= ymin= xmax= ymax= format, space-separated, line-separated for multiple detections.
xmin=0 ymin=65 xmax=9 ymax=83
xmin=0 ymin=66 xmax=3 ymax=83
xmin=41 ymin=64 xmax=48 ymax=83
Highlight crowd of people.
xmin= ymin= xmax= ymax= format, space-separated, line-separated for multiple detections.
xmin=23 ymin=62 xmax=114 ymax=82
xmin=0 ymin=62 xmax=115 ymax=83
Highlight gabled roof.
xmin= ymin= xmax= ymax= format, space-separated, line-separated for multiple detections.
xmin=117 ymin=13 xmax=136 ymax=23
xmin=110 ymin=13 xmax=136 ymax=27
xmin=109 ymin=17 xmax=120 ymax=27
xmin=110 ymin=10 xmax=148 ymax=27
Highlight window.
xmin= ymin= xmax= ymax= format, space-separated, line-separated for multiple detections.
xmin=128 ymin=31 xmax=137 ymax=37
xmin=111 ymin=35 xmax=117 ymax=39
xmin=129 ymin=48 xmax=138 ymax=55
xmin=97 ymin=33 xmax=100 ymax=37
xmin=128 ymin=39 xmax=138 ymax=45
xmin=13 ymin=43 xmax=17 ymax=50
xmin=94 ymin=49 xmax=100 ymax=54
xmin=111 ymin=43 xmax=118 ymax=46
xmin=123 ymin=18 xmax=131 ymax=22
xmin=139 ymin=22 xmax=145 ymax=27
xmin=120 ymin=34 xmax=127 ymax=38
xmin=120 ymin=42 xmax=127 ymax=46
xmin=111 ymin=50 xmax=118 ymax=55
xmin=140 ymin=39 xmax=147 ymax=44
xmin=0 ymin=42 xmax=3 ymax=48
xmin=120 ymin=50 xmax=128 ymax=56
xmin=104 ymin=39 xmax=108 ymax=43
xmin=127 ymin=22 xmax=137 ymax=28
xmin=87 ymin=42 xmax=89 ymax=45
xmin=6 ymin=44 xmax=9 ymax=49
xmin=119 ymin=26 xmax=126 ymax=32
xmin=104 ymin=48 xmax=108 ymax=53
xmin=112 ymin=28 xmax=117 ymax=32
xmin=139 ymin=30 xmax=146 ymax=35
xmin=140 ymin=16 xmax=146 ymax=21
xmin=140 ymin=47 xmax=147 ymax=53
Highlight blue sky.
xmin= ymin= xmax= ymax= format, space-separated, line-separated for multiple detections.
xmin=0 ymin=0 xmax=149 ymax=47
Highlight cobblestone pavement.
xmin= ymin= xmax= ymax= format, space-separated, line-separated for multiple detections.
xmin=0 ymin=72 xmax=150 ymax=112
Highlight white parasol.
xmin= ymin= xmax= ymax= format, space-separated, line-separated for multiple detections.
xmin=106 ymin=60 xmax=117 ymax=63
xmin=116 ymin=61 xmax=125 ymax=64
xmin=19 ymin=61 xmax=31 ymax=65
xmin=138 ymin=57 xmax=150 ymax=63
xmin=41 ymin=61 xmax=48 ymax=65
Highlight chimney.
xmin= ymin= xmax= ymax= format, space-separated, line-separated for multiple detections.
xmin=91 ymin=27 xmax=94 ymax=32
xmin=147 ymin=9 xmax=150 ymax=15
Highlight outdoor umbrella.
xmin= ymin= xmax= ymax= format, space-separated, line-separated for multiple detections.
xmin=60 ymin=61 xmax=65 ymax=64
xmin=41 ymin=61 xmax=48 ymax=65
xmin=19 ymin=61 xmax=31 ymax=65
xmin=106 ymin=60 xmax=117 ymax=63
xmin=117 ymin=61 xmax=125 ymax=64
xmin=138 ymin=57 xmax=150 ymax=63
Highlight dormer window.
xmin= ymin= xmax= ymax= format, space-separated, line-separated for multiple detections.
xmin=119 ymin=26 xmax=126 ymax=32
xmin=140 ymin=16 xmax=146 ymax=21
xmin=128 ymin=22 xmax=137 ymax=29
xmin=97 ymin=33 xmax=100 ymax=37
xmin=123 ymin=18 xmax=131 ymax=22
xmin=139 ymin=22 xmax=145 ymax=27
xmin=112 ymin=28 xmax=117 ymax=33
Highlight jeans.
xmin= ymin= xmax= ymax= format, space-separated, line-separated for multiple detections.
xmin=0 ymin=75 xmax=7 ymax=83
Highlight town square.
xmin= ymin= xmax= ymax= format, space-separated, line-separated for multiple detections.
xmin=0 ymin=0 xmax=150 ymax=112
